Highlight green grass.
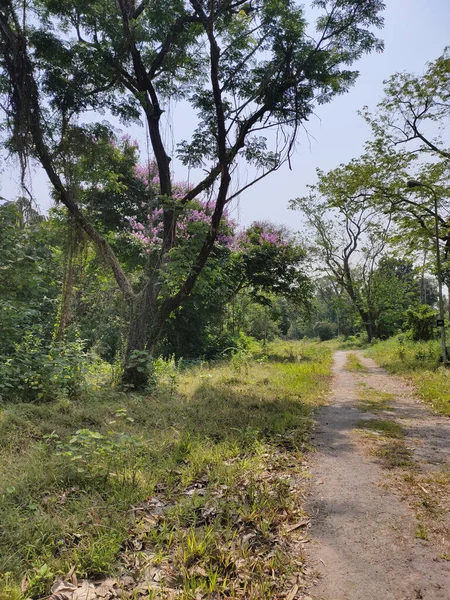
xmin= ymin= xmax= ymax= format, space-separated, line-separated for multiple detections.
xmin=355 ymin=418 xmax=414 ymax=469
xmin=355 ymin=419 xmax=404 ymax=438
xmin=374 ymin=440 xmax=414 ymax=469
xmin=356 ymin=384 xmax=394 ymax=413
xmin=367 ymin=336 xmax=450 ymax=416
xmin=415 ymin=523 xmax=428 ymax=540
xmin=0 ymin=340 xmax=332 ymax=600
xmin=345 ymin=353 xmax=367 ymax=372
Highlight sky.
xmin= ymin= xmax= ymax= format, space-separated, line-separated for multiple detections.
xmin=1 ymin=0 xmax=449 ymax=231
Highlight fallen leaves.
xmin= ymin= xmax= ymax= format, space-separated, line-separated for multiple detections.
xmin=286 ymin=583 xmax=299 ymax=600
xmin=49 ymin=578 xmax=122 ymax=600
xmin=42 ymin=451 xmax=314 ymax=600
xmin=285 ymin=518 xmax=310 ymax=533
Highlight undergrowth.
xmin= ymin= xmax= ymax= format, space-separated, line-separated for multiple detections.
xmin=0 ymin=340 xmax=332 ymax=600
xmin=366 ymin=336 xmax=450 ymax=416
xmin=345 ymin=353 xmax=367 ymax=372
xmin=356 ymin=384 xmax=394 ymax=412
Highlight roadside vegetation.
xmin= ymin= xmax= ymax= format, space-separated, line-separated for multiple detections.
xmin=344 ymin=353 xmax=367 ymax=372
xmin=367 ymin=337 xmax=450 ymax=416
xmin=0 ymin=340 xmax=332 ymax=600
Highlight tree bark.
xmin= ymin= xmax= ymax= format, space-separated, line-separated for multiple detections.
xmin=55 ymin=224 xmax=75 ymax=341
xmin=122 ymin=283 xmax=157 ymax=387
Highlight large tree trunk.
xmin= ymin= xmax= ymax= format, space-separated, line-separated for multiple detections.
xmin=55 ymin=240 xmax=74 ymax=341
xmin=122 ymin=283 xmax=158 ymax=388
xmin=364 ymin=321 xmax=373 ymax=343
xmin=356 ymin=307 xmax=374 ymax=342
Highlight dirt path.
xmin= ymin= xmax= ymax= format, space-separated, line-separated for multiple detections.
xmin=305 ymin=350 xmax=450 ymax=600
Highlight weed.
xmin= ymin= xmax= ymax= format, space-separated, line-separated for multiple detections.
xmin=24 ymin=564 xmax=55 ymax=598
xmin=345 ymin=353 xmax=367 ymax=372
xmin=355 ymin=419 xmax=404 ymax=438
xmin=0 ymin=340 xmax=333 ymax=599
xmin=0 ymin=573 xmax=23 ymax=600
xmin=374 ymin=441 xmax=414 ymax=469
xmin=74 ymin=531 xmax=125 ymax=578
xmin=356 ymin=385 xmax=394 ymax=413
xmin=415 ymin=523 xmax=428 ymax=540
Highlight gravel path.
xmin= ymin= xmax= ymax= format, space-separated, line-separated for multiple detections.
xmin=305 ymin=350 xmax=450 ymax=600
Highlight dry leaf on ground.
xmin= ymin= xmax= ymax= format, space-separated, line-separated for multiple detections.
xmin=49 ymin=580 xmax=78 ymax=600
xmin=73 ymin=581 xmax=97 ymax=600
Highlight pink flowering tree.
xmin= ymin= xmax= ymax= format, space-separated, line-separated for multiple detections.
xmin=0 ymin=0 xmax=384 ymax=386
xmin=123 ymin=162 xmax=312 ymax=357
xmin=228 ymin=222 xmax=312 ymax=307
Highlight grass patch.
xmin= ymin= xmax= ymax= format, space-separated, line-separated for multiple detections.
xmin=356 ymin=384 xmax=394 ymax=413
xmin=373 ymin=440 xmax=414 ymax=469
xmin=0 ymin=340 xmax=332 ymax=600
xmin=415 ymin=523 xmax=428 ymax=540
xmin=345 ymin=353 xmax=367 ymax=372
xmin=355 ymin=419 xmax=404 ymax=438
xmin=355 ymin=419 xmax=412 ymax=469
xmin=367 ymin=336 xmax=450 ymax=416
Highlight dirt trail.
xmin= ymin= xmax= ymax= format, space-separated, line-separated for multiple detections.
xmin=306 ymin=350 xmax=450 ymax=600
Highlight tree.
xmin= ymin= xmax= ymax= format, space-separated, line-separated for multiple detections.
xmin=0 ymin=0 xmax=385 ymax=386
xmin=155 ymin=221 xmax=312 ymax=357
xmin=292 ymin=181 xmax=392 ymax=341
xmin=0 ymin=199 xmax=60 ymax=355
xmin=362 ymin=47 xmax=450 ymax=161
xmin=369 ymin=256 xmax=420 ymax=338
xmin=359 ymin=49 xmax=450 ymax=298
xmin=312 ymin=276 xmax=359 ymax=337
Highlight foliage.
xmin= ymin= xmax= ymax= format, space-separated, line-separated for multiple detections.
xmin=0 ymin=201 xmax=60 ymax=356
xmin=0 ymin=0 xmax=385 ymax=384
xmin=292 ymin=179 xmax=395 ymax=340
xmin=406 ymin=304 xmax=436 ymax=341
xmin=367 ymin=336 xmax=450 ymax=416
xmin=289 ymin=49 xmax=450 ymax=347
xmin=363 ymin=47 xmax=450 ymax=161
xmin=0 ymin=332 xmax=88 ymax=403
xmin=319 ymin=49 xmax=450 ymax=288
xmin=53 ymin=422 xmax=144 ymax=485
xmin=0 ymin=341 xmax=332 ymax=598
xmin=158 ymin=221 xmax=312 ymax=359
xmin=314 ymin=321 xmax=336 ymax=341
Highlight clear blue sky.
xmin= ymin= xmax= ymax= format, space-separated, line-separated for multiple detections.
xmin=1 ymin=0 xmax=449 ymax=231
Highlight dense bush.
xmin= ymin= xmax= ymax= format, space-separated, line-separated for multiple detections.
xmin=0 ymin=335 xmax=88 ymax=403
xmin=406 ymin=304 xmax=436 ymax=341
xmin=314 ymin=321 xmax=337 ymax=341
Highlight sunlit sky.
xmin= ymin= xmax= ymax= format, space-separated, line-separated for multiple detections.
xmin=1 ymin=0 xmax=449 ymax=231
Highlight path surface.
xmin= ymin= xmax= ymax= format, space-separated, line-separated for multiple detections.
xmin=305 ymin=350 xmax=450 ymax=600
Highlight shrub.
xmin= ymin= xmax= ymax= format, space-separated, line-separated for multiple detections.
xmin=313 ymin=321 xmax=336 ymax=341
xmin=406 ymin=305 xmax=436 ymax=341
xmin=0 ymin=332 xmax=87 ymax=403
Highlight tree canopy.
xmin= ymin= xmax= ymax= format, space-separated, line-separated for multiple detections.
xmin=0 ymin=0 xmax=385 ymax=385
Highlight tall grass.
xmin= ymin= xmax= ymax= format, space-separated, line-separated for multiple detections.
xmin=0 ymin=340 xmax=332 ymax=599
xmin=367 ymin=336 xmax=450 ymax=416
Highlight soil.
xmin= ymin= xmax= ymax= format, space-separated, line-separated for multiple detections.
xmin=305 ymin=350 xmax=450 ymax=600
